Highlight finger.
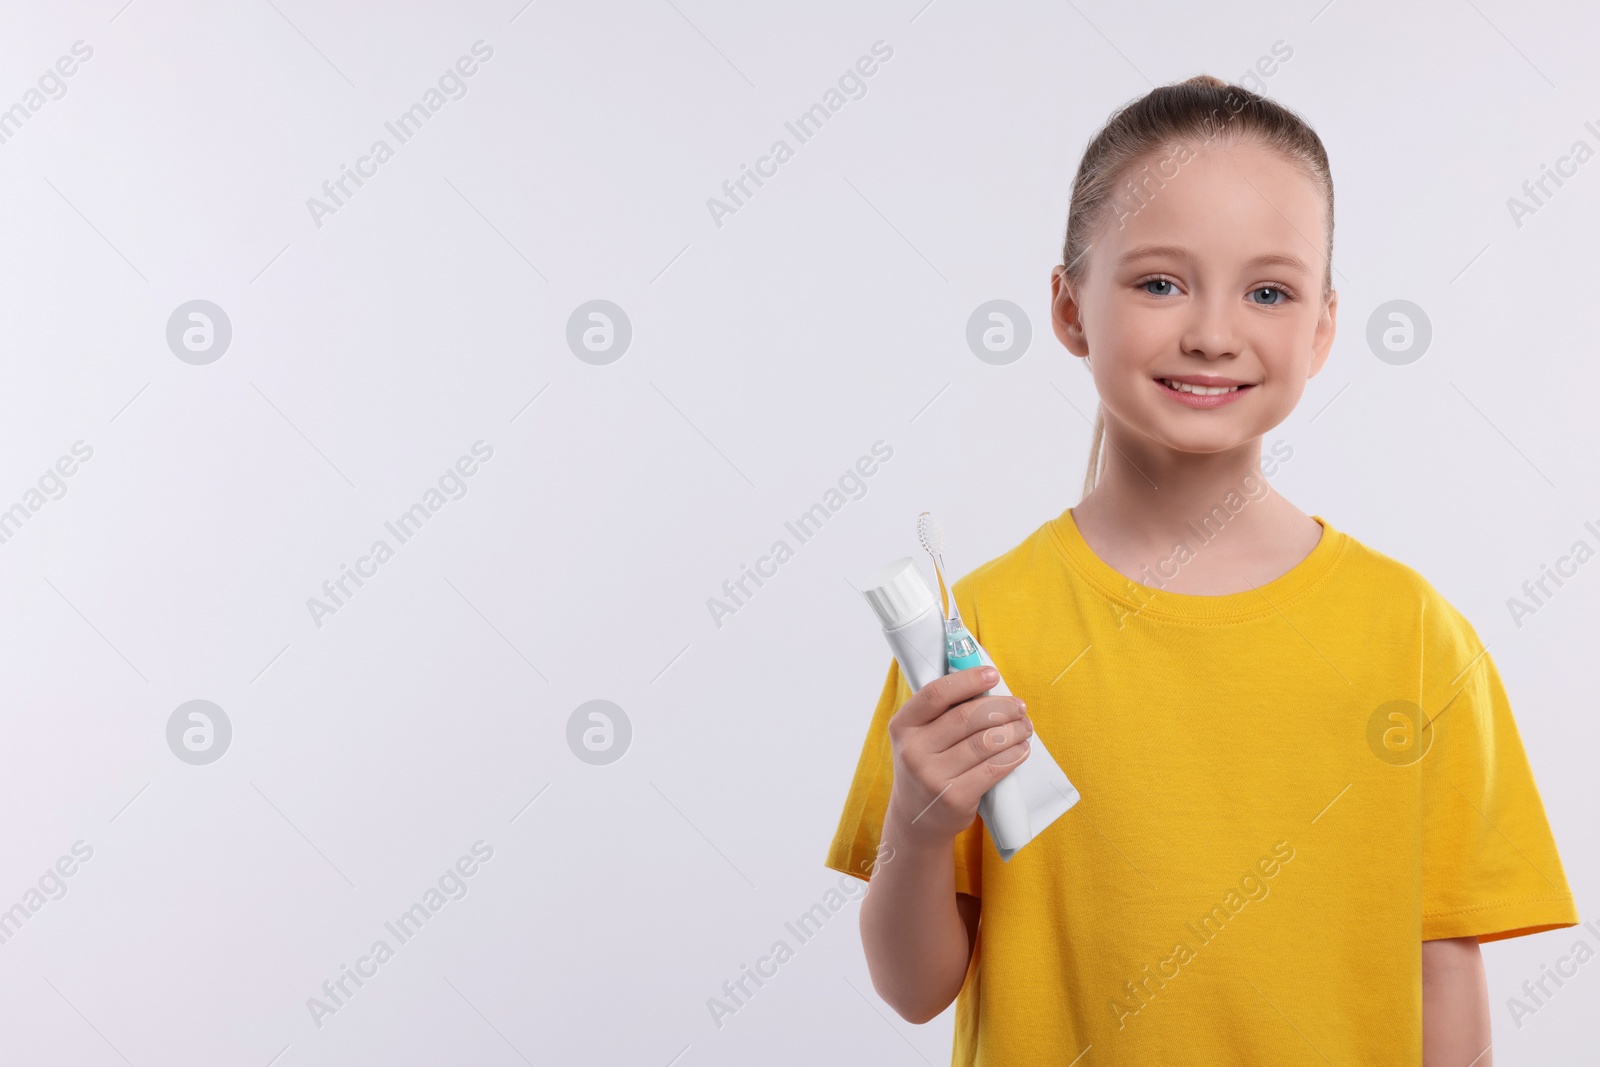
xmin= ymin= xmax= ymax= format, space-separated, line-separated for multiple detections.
xmin=934 ymin=712 xmax=1033 ymax=779
xmin=927 ymin=735 xmax=1033 ymax=815
xmin=929 ymin=692 xmax=1028 ymax=754
xmin=950 ymin=734 xmax=1032 ymax=791
xmin=894 ymin=665 xmax=1000 ymax=729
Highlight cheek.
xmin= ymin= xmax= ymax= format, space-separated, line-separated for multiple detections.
xmin=1262 ymin=377 xmax=1309 ymax=420
xmin=1255 ymin=324 xmax=1320 ymax=387
xmin=1087 ymin=328 xmax=1168 ymax=403
xmin=1082 ymin=304 xmax=1164 ymax=373
xmin=1091 ymin=298 xmax=1168 ymax=351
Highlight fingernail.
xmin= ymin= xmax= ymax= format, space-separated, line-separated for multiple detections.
xmin=983 ymin=667 xmax=998 ymax=683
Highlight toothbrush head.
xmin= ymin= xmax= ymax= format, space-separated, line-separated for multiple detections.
xmin=916 ymin=511 xmax=945 ymax=559
xmin=917 ymin=511 xmax=953 ymax=619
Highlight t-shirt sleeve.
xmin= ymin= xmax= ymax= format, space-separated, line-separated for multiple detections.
xmin=824 ymin=655 xmax=986 ymax=897
xmin=1419 ymin=595 xmax=1579 ymax=943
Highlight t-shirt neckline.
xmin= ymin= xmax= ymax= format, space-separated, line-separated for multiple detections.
xmin=1047 ymin=506 xmax=1347 ymax=624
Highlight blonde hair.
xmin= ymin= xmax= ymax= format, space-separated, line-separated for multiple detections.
xmin=1065 ymin=73 xmax=1335 ymax=498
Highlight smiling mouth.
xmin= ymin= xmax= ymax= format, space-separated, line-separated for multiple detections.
xmin=1157 ymin=378 xmax=1255 ymax=396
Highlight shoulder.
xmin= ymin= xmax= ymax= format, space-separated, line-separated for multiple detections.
xmin=947 ymin=514 xmax=1064 ymax=622
xmin=1324 ymin=519 xmax=1486 ymax=651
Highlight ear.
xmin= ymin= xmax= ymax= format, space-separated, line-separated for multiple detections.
xmin=1050 ymin=265 xmax=1090 ymax=358
xmin=1307 ymin=288 xmax=1337 ymax=378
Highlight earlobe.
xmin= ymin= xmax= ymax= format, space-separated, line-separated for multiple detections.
xmin=1306 ymin=290 xmax=1337 ymax=378
xmin=1050 ymin=298 xmax=1083 ymax=355
xmin=1050 ymin=268 xmax=1089 ymax=357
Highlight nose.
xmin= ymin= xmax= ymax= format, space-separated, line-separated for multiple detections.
xmin=1180 ymin=292 xmax=1242 ymax=361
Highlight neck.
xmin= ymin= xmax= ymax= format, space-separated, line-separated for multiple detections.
xmin=1075 ymin=413 xmax=1293 ymax=549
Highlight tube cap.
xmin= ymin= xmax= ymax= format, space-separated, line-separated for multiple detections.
xmin=861 ymin=556 xmax=937 ymax=630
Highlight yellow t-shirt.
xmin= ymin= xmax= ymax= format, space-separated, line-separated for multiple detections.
xmin=826 ymin=506 xmax=1579 ymax=1064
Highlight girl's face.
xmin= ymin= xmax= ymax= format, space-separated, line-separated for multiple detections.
xmin=1051 ymin=140 xmax=1337 ymax=458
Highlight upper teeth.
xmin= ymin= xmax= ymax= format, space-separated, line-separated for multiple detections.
xmin=1162 ymin=379 xmax=1240 ymax=395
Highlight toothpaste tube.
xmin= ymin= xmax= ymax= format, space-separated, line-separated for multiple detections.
xmin=860 ymin=556 xmax=1080 ymax=861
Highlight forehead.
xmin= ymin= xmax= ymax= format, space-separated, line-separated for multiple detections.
xmin=1098 ymin=140 xmax=1325 ymax=274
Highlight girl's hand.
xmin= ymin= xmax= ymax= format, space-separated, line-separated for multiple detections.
xmin=884 ymin=665 xmax=1033 ymax=849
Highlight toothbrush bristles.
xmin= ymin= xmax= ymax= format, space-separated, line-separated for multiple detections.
xmin=917 ymin=511 xmax=952 ymax=618
xmin=917 ymin=511 xmax=945 ymax=557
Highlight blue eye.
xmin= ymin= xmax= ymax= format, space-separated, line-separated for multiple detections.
xmin=1141 ymin=278 xmax=1176 ymax=296
xmin=1251 ymin=286 xmax=1289 ymax=306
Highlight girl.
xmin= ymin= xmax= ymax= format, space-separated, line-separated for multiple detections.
xmin=826 ymin=74 xmax=1578 ymax=1065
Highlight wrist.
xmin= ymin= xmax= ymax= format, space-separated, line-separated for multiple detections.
xmin=883 ymin=794 xmax=957 ymax=855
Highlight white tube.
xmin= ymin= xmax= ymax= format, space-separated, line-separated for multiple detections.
xmin=863 ymin=557 xmax=1080 ymax=861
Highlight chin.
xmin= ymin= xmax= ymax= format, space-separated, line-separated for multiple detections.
xmin=1148 ymin=420 xmax=1258 ymax=455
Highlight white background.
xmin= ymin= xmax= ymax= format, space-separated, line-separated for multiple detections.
xmin=0 ymin=0 xmax=1595 ymax=1063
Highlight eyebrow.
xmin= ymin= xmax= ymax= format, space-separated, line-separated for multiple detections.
xmin=1117 ymin=243 xmax=1313 ymax=276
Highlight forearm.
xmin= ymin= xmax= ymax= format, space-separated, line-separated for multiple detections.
xmin=1422 ymin=936 xmax=1491 ymax=1067
xmin=858 ymin=803 xmax=972 ymax=1024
